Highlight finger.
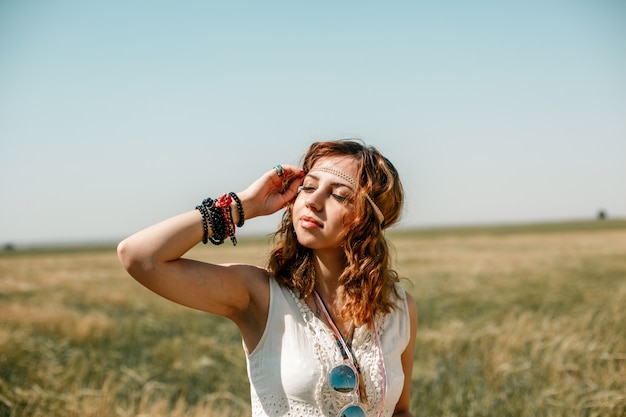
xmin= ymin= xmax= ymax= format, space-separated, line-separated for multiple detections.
xmin=276 ymin=164 xmax=304 ymax=183
xmin=284 ymin=176 xmax=303 ymax=197
xmin=280 ymin=164 xmax=304 ymax=176
xmin=278 ymin=177 xmax=303 ymax=207
xmin=270 ymin=164 xmax=304 ymax=194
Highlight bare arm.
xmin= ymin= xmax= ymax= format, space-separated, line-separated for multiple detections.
xmin=393 ymin=292 xmax=418 ymax=417
xmin=117 ymin=164 xmax=304 ymax=329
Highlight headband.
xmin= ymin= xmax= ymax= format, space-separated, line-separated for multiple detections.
xmin=308 ymin=165 xmax=385 ymax=227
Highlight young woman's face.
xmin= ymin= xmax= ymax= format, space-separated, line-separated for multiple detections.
xmin=292 ymin=155 xmax=358 ymax=251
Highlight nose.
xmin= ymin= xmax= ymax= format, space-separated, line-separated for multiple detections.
xmin=304 ymin=189 xmax=323 ymax=212
xmin=305 ymin=197 xmax=320 ymax=212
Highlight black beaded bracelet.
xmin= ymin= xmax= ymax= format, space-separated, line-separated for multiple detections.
xmin=196 ymin=197 xmax=225 ymax=245
xmin=229 ymin=192 xmax=245 ymax=227
xmin=196 ymin=194 xmax=242 ymax=246
xmin=225 ymin=204 xmax=237 ymax=246
xmin=208 ymin=204 xmax=227 ymax=245
xmin=195 ymin=200 xmax=212 ymax=244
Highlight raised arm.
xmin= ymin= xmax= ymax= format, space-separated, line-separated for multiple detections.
xmin=117 ymin=164 xmax=304 ymax=327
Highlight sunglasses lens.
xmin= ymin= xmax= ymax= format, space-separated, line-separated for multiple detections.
xmin=339 ymin=405 xmax=366 ymax=417
xmin=329 ymin=364 xmax=357 ymax=393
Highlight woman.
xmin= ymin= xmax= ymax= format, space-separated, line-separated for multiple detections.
xmin=117 ymin=139 xmax=418 ymax=417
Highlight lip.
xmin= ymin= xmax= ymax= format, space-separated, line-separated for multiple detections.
xmin=300 ymin=215 xmax=323 ymax=229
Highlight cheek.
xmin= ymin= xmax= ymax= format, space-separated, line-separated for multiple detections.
xmin=292 ymin=194 xmax=306 ymax=212
xmin=340 ymin=207 xmax=356 ymax=227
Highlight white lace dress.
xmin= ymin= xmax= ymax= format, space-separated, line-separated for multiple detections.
xmin=244 ymin=278 xmax=411 ymax=417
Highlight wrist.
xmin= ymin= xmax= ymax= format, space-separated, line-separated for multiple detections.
xmin=234 ymin=190 xmax=256 ymax=221
xmin=230 ymin=201 xmax=243 ymax=227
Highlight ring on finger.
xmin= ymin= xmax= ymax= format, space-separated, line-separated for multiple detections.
xmin=274 ymin=165 xmax=284 ymax=177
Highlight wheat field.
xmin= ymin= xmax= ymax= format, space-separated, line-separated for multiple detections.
xmin=1 ymin=220 xmax=624 ymax=417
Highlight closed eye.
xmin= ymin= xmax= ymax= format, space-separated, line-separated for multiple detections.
xmin=299 ymin=186 xmax=350 ymax=202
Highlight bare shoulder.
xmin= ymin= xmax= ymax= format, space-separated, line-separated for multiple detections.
xmin=221 ymin=263 xmax=271 ymax=320
xmin=229 ymin=263 xmax=271 ymax=299
xmin=221 ymin=262 xmax=269 ymax=279
xmin=224 ymin=264 xmax=272 ymax=350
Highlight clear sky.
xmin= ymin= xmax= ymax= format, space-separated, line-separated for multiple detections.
xmin=1 ymin=0 xmax=625 ymax=246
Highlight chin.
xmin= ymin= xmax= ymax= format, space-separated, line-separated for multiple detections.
xmin=295 ymin=233 xmax=316 ymax=249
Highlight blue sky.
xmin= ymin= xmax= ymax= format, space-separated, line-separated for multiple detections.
xmin=1 ymin=0 xmax=624 ymax=245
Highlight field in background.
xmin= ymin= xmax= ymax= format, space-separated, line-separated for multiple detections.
xmin=1 ymin=220 xmax=624 ymax=417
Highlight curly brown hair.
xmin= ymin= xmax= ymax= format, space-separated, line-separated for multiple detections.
xmin=267 ymin=139 xmax=404 ymax=326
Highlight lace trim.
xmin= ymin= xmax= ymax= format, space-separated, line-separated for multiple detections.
xmin=251 ymin=394 xmax=326 ymax=417
xmin=288 ymin=288 xmax=388 ymax=417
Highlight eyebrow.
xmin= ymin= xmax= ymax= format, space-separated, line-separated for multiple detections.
xmin=305 ymin=173 xmax=354 ymax=190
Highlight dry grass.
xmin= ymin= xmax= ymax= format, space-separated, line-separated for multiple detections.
xmin=1 ymin=221 xmax=624 ymax=416
xmin=393 ymin=224 xmax=626 ymax=417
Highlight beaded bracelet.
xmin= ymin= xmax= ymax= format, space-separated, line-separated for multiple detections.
xmin=196 ymin=197 xmax=218 ymax=244
xmin=214 ymin=193 xmax=237 ymax=246
xmin=195 ymin=193 xmax=242 ymax=246
xmin=229 ymin=192 xmax=245 ymax=227
xmin=196 ymin=202 xmax=211 ymax=244
xmin=208 ymin=204 xmax=227 ymax=245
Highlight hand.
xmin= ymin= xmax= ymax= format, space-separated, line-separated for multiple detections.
xmin=236 ymin=164 xmax=305 ymax=220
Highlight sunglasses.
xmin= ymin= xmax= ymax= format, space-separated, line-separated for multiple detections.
xmin=314 ymin=289 xmax=387 ymax=417
xmin=329 ymin=364 xmax=367 ymax=417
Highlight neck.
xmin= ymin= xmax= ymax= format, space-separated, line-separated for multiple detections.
xmin=310 ymin=249 xmax=354 ymax=336
xmin=311 ymin=249 xmax=345 ymax=300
